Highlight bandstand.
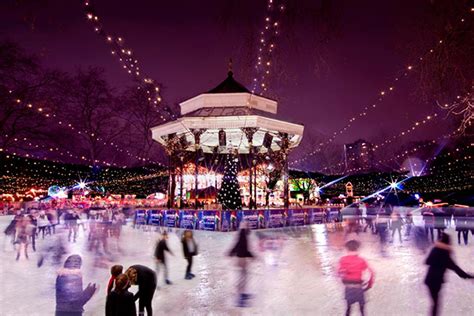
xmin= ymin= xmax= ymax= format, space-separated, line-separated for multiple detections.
xmin=151 ymin=69 xmax=304 ymax=209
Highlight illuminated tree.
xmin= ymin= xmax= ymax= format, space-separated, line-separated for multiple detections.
xmin=218 ymin=154 xmax=242 ymax=210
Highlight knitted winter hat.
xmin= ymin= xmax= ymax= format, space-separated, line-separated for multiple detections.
xmin=64 ymin=255 xmax=82 ymax=269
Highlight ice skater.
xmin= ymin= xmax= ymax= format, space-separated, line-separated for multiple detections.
xmin=37 ymin=211 xmax=50 ymax=239
xmin=422 ymin=207 xmax=435 ymax=243
xmin=390 ymin=211 xmax=403 ymax=244
xmin=424 ymin=233 xmax=473 ymax=316
xmin=65 ymin=210 xmax=80 ymax=242
xmin=154 ymin=231 xmax=174 ymax=285
xmin=338 ymin=240 xmax=375 ymax=316
xmin=55 ymin=255 xmax=97 ymax=316
xmin=375 ymin=206 xmax=390 ymax=254
xmin=14 ymin=216 xmax=30 ymax=260
xmin=454 ymin=208 xmax=469 ymax=245
xmin=228 ymin=222 xmax=255 ymax=307
xmin=182 ymin=230 xmax=198 ymax=280
xmin=125 ymin=265 xmax=157 ymax=316
xmin=404 ymin=211 xmax=413 ymax=238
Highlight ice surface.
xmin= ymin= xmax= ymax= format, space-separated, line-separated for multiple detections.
xmin=1 ymin=216 xmax=473 ymax=315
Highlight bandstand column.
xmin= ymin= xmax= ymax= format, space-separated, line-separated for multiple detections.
xmin=179 ymin=155 xmax=184 ymax=209
xmin=280 ymin=133 xmax=290 ymax=209
xmin=192 ymin=129 xmax=203 ymax=209
xmin=253 ymin=158 xmax=257 ymax=207
xmin=244 ymin=128 xmax=257 ymax=209
xmin=165 ymin=135 xmax=177 ymax=209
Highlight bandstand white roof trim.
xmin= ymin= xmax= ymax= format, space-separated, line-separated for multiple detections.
xmin=151 ymin=114 xmax=304 ymax=154
xmin=180 ymin=92 xmax=278 ymax=115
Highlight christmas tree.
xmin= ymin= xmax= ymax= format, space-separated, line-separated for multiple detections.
xmin=218 ymin=154 xmax=242 ymax=210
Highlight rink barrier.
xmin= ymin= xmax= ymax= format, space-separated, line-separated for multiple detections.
xmin=133 ymin=208 xmax=329 ymax=232
xmin=133 ymin=207 xmax=474 ymax=232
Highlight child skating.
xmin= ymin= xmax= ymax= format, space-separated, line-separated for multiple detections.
xmin=338 ymin=240 xmax=375 ymax=316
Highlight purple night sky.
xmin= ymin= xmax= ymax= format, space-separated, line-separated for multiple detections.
xmin=0 ymin=0 xmax=457 ymax=168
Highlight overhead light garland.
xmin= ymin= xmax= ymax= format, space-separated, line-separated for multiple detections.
xmin=290 ymin=5 xmax=473 ymax=167
xmin=7 ymin=94 xmax=164 ymax=167
xmin=82 ymin=1 xmax=176 ymax=121
xmin=251 ymin=0 xmax=286 ymax=95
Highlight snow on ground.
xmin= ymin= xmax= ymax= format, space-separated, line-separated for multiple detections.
xmin=1 ymin=216 xmax=474 ymax=316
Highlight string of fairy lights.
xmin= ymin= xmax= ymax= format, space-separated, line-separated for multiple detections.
xmin=1 ymin=140 xmax=470 ymax=197
xmin=251 ymin=0 xmax=286 ymax=95
xmin=1 ymin=135 xmax=127 ymax=168
xmin=319 ymin=117 xmax=463 ymax=175
xmin=290 ymin=5 xmax=474 ymax=167
xmin=82 ymin=0 xmax=176 ymax=122
xmin=0 ymin=152 xmax=167 ymax=195
xmin=6 ymin=93 xmax=165 ymax=167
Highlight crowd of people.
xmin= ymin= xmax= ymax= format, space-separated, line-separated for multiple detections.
xmin=2 ymin=202 xmax=474 ymax=315
xmin=337 ymin=202 xmax=474 ymax=254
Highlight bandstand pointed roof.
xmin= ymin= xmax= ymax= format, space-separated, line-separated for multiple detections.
xmin=208 ymin=71 xmax=250 ymax=94
xmin=151 ymin=71 xmax=304 ymax=154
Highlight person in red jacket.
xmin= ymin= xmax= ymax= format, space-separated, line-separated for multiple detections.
xmin=107 ymin=265 xmax=123 ymax=295
xmin=338 ymin=240 xmax=374 ymax=316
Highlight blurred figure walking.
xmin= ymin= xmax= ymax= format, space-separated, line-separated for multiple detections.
xmin=424 ymin=233 xmax=473 ymax=316
xmin=422 ymin=207 xmax=435 ymax=243
xmin=154 ymin=231 xmax=174 ymax=285
xmin=228 ymin=222 xmax=254 ymax=307
xmin=338 ymin=240 xmax=375 ymax=316
xmin=15 ymin=215 xmax=29 ymax=260
xmin=182 ymin=230 xmax=198 ymax=280
xmin=55 ymin=255 xmax=97 ymax=316
xmin=390 ymin=211 xmax=403 ymax=244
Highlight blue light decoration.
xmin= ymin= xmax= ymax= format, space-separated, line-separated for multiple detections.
xmin=48 ymin=185 xmax=68 ymax=198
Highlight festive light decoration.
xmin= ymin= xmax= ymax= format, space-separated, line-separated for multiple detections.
xmin=372 ymin=113 xmax=438 ymax=149
xmin=82 ymin=1 xmax=175 ymax=121
xmin=1 ymin=135 xmax=127 ymax=167
xmin=290 ymin=5 xmax=474 ymax=166
xmin=217 ymin=154 xmax=242 ymax=210
xmin=8 ymin=94 xmax=163 ymax=167
xmin=251 ymin=0 xmax=286 ymax=94
xmin=0 ymin=152 xmax=167 ymax=197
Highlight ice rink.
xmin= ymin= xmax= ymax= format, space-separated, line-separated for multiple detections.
xmin=1 ymin=216 xmax=474 ymax=316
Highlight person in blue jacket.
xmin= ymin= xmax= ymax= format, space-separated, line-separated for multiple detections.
xmin=55 ymin=255 xmax=97 ymax=316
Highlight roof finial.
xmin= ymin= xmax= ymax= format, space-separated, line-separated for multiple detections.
xmin=228 ymin=58 xmax=233 ymax=77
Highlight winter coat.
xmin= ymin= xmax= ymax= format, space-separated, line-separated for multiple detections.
xmin=55 ymin=269 xmax=95 ymax=313
xmin=37 ymin=215 xmax=50 ymax=228
xmin=105 ymin=290 xmax=136 ymax=316
xmin=454 ymin=209 xmax=468 ymax=231
xmin=154 ymin=240 xmax=171 ymax=262
xmin=390 ymin=214 xmax=403 ymax=229
xmin=424 ymin=242 xmax=472 ymax=289
xmin=182 ymin=238 xmax=198 ymax=258
xmin=338 ymin=254 xmax=375 ymax=288
xmin=129 ymin=265 xmax=157 ymax=298
xmin=433 ymin=210 xmax=446 ymax=229
xmin=422 ymin=211 xmax=435 ymax=226
xmin=229 ymin=229 xmax=254 ymax=258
